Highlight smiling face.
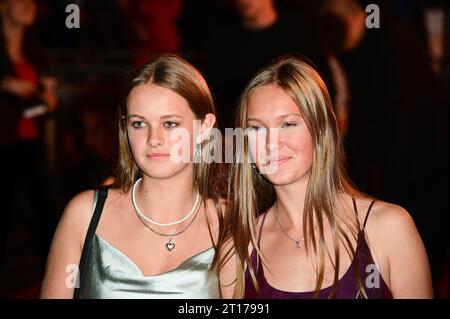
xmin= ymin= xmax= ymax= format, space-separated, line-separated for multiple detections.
xmin=246 ymin=84 xmax=314 ymax=186
xmin=126 ymin=84 xmax=198 ymax=179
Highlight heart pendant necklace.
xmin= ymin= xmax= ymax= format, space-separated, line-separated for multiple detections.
xmin=131 ymin=179 xmax=202 ymax=252
xmin=133 ymin=193 xmax=201 ymax=252
xmin=138 ymin=207 xmax=200 ymax=251
xmin=165 ymin=238 xmax=175 ymax=251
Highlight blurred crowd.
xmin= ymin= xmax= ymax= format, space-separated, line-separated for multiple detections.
xmin=0 ymin=0 xmax=448 ymax=298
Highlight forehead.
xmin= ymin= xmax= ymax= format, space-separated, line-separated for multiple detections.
xmin=127 ymin=83 xmax=192 ymax=116
xmin=247 ymin=85 xmax=301 ymax=119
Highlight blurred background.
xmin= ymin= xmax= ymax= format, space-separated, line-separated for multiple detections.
xmin=0 ymin=0 xmax=448 ymax=298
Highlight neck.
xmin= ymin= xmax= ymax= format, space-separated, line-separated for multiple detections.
xmin=2 ymin=17 xmax=25 ymax=61
xmin=244 ymin=5 xmax=278 ymax=30
xmin=273 ymin=177 xmax=308 ymax=230
xmin=134 ymin=167 xmax=198 ymax=224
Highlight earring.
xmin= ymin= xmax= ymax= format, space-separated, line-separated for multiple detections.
xmin=195 ymin=143 xmax=202 ymax=162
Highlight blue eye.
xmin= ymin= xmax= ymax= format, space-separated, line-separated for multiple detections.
xmin=131 ymin=121 xmax=145 ymax=128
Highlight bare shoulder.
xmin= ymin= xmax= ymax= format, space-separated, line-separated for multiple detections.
xmin=51 ymin=187 xmax=128 ymax=256
xmin=361 ymin=200 xmax=433 ymax=298
xmin=40 ymin=189 xmax=97 ymax=298
xmin=359 ymin=199 xmax=424 ymax=262
xmin=57 ymin=188 xmax=130 ymax=249
xmin=59 ymin=190 xmax=97 ymax=246
xmin=65 ymin=189 xmax=96 ymax=210
xmin=362 ymin=200 xmax=417 ymax=238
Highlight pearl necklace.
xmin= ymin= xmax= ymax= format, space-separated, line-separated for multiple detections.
xmin=131 ymin=178 xmax=200 ymax=227
xmin=135 ymin=200 xmax=201 ymax=251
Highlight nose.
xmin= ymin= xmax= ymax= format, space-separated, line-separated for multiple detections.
xmin=147 ymin=126 xmax=164 ymax=147
xmin=266 ymin=128 xmax=281 ymax=154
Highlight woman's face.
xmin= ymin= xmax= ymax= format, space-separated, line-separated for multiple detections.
xmin=246 ymin=85 xmax=314 ymax=186
xmin=126 ymin=84 xmax=198 ymax=180
xmin=4 ymin=0 xmax=37 ymax=27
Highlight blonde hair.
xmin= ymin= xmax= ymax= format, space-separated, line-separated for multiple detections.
xmin=216 ymin=56 xmax=368 ymax=298
xmin=113 ymin=53 xmax=226 ymax=219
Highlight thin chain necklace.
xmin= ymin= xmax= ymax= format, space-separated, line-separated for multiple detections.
xmin=135 ymin=198 xmax=202 ymax=251
xmin=132 ymin=177 xmax=200 ymax=227
xmin=274 ymin=203 xmax=305 ymax=249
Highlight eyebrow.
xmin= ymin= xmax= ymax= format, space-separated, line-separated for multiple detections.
xmin=127 ymin=114 xmax=184 ymax=120
xmin=247 ymin=113 xmax=302 ymax=122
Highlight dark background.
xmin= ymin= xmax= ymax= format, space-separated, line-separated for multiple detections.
xmin=0 ymin=0 xmax=448 ymax=298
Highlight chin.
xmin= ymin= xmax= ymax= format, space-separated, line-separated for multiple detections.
xmin=263 ymin=167 xmax=311 ymax=187
xmin=141 ymin=163 xmax=191 ymax=180
xmin=264 ymin=173 xmax=298 ymax=186
xmin=143 ymin=169 xmax=181 ymax=180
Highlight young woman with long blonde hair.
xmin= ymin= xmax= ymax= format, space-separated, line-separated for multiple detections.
xmin=216 ymin=56 xmax=433 ymax=299
xmin=41 ymin=54 xmax=226 ymax=298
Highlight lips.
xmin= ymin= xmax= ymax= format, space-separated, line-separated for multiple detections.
xmin=146 ymin=153 xmax=170 ymax=160
xmin=267 ymin=157 xmax=291 ymax=166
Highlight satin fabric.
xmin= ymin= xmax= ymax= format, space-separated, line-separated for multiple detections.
xmin=80 ymin=234 xmax=220 ymax=299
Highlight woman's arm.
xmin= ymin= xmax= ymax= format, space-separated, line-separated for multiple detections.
xmin=1 ymin=76 xmax=37 ymax=98
xmin=40 ymin=190 xmax=94 ymax=299
xmin=376 ymin=203 xmax=434 ymax=298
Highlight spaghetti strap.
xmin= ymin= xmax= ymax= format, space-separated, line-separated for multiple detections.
xmin=362 ymin=201 xmax=376 ymax=230
xmin=352 ymin=197 xmax=358 ymax=216
xmin=257 ymin=210 xmax=270 ymax=247
xmin=74 ymin=187 xmax=108 ymax=299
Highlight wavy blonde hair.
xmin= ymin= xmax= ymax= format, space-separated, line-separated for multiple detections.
xmin=215 ymin=56 xmax=369 ymax=298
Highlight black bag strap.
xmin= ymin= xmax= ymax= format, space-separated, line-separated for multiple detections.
xmin=73 ymin=188 xmax=108 ymax=299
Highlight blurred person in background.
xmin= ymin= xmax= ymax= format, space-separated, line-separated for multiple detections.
xmin=206 ymin=0 xmax=335 ymax=129
xmin=321 ymin=0 xmax=448 ymax=297
xmin=0 ymin=0 xmax=58 ymax=271
xmin=120 ymin=0 xmax=183 ymax=66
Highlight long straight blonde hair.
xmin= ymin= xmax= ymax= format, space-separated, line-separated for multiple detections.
xmin=215 ymin=56 xmax=368 ymax=298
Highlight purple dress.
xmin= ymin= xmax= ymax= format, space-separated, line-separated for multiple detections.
xmin=244 ymin=200 xmax=393 ymax=299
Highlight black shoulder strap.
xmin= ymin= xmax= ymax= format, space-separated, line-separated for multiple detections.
xmin=362 ymin=200 xmax=376 ymax=231
xmin=352 ymin=197 xmax=358 ymax=215
xmin=73 ymin=188 xmax=108 ymax=299
xmin=352 ymin=197 xmax=376 ymax=232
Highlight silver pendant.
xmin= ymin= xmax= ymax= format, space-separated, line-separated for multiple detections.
xmin=166 ymin=239 xmax=175 ymax=251
xmin=295 ymin=240 xmax=301 ymax=248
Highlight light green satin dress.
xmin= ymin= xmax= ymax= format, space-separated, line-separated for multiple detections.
xmin=79 ymin=190 xmax=220 ymax=299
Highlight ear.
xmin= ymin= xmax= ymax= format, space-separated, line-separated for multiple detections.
xmin=196 ymin=113 xmax=216 ymax=144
